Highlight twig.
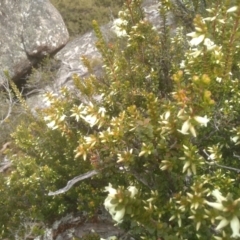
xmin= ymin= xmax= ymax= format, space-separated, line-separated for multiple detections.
xmin=203 ymin=149 xmax=240 ymax=173
xmin=0 ymin=76 xmax=14 ymax=125
xmin=48 ymin=170 xmax=99 ymax=196
xmin=233 ymin=153 xmax=240 ymax=160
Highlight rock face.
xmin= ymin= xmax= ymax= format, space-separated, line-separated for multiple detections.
xmin=0 ymin=0 xmax=69 ymax=83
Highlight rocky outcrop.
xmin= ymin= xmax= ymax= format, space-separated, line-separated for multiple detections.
xmin=0 ymin=0 xmax=69 ymax=83
xmin=54 ymin=25 xmax=108 ymax=87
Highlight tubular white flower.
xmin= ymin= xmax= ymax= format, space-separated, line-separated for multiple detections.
xmin=194 ymin=115 xmax=210 ymax=126
xmin=230 ymin=216 xmax=240 ymax=238
xmin=98 ymin=107 xmax=106 ymax=117
xmin=104 ymin=196 xmax=113 ymax=209
xmin=231 ymin=136 xmax=239 ymax=143
xmin=216 ymin=217 xmax=229 ymax=230
xmin=180 ymin=60 xmax=185 ymax=68
xmin=183 ymin=161 xmax=191 ymax=173
xmin=128 ymin=186 xmax=138 ymax=198
xmin=46 ymin=120 xmax=57 ymax=129
xmin=205 ymin=201 xmax=225 ymax=211
xmin=178 ymin=119 xmax=197 ymax=137
xmin=44 ymin=116 xmax=51 ymax=121
xmin=189 ymin=125 xmax=197 ymax=137
xmin=227 ymin=6 xmax=238 ymax=13
xmin=196 ymin=221 xmax=201 ymax=231
xmin=212 ymin=189 xmax=227 ymax=203
xmin=112 ymin=207 xmax=125 ymax=223
xmin=164 ymin=111 xmax=171 ymax=120
xmin=104 ymin=183 xmax=126 ymax=223
xmin=105 ymin=183 xmax=117 ymax=197
xmin=84 ymin=136 xmax=97 ymax=147
xmin=82 ymin=114 xmax=98 ymax=127
xmin=189 ymin=34 xmax=205 ymax=46
xmin=203 ymin=38 xmax=215 ymax=51
xmin=206 ymin=190 xmax=240 ymax=237
xmin=181 ymin=119 xmax=190 ymax=134
xmin=104 ymin=196 xmax=117 ymax=216
xmin=59 ymin=114 xmax=66 ymax=122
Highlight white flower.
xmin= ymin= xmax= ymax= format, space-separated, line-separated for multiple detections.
xmin=84 ymin=136 xmax=97 ymax=147
xmin=82 ymin=114 xmax=98 ymax=127
xmin=187 ymin=32 xmax=205 ymax=46
xmin=214 ymin=216 xmax=240 ymax=238
xmin=230 ymin=216 xmax=240 ymax=238
xmin=164 ymin=111 xmax=171 ymax=120
xmin=104 ymin=183 xmax=117 ymax=197
xmin=189 ymin=49 xmax=202 ymax=58
xmin=227 ymin=6 xmax=238 ymax=13
xmin=205 ymin=190 xmax=226 ymax=211
xmin=104 ymin=183 xmax=126 ymax=223
xmin=178 ymin=119 xmax=197 ymax=137
xmin=231 ymin=136 xmax=239 ymax=143
xmin=44 ymin=116 xmax=51 ymax=121
xmin=206 ymin=190 xmax=240 ymax=237
xmin=181 ymin=119 xmax=191 ymax=135
xmin=46 ymin=120 xmax=57 ymax=129
xmin=104 ymin=196 xmax=126 ymax=224
xmin=205 ymin=201 xmax=225 ymax=211
xmin=212 ymin=189 xmax=227 ymax=203
xmin=128 ymin=186 xmax=138 ymax=198
xmin=59 ymin=114 xmax=66 ymax=122
xmin=104 ymin=196 xmax=117 ymax=216
xmin=183 ymin=161 xmax=191 ymax=173
xmin=203 ymin=38 xmax=215 ymax=50
xmin=112 ymin=207 xmax=125 ymax=223
xmin=194 ymin=115 xmax=210 ymax=126
xmin=178 ymin=115 xmax=209 ymax=137
xmin=98 ymin=107 xmax=106 ymax=117
xmin=215 ymin=217 xmax=229 ymax=230
xmin=180 ymin=60 xmax=185 ymax=68
xmin=112 ymin=18 xmax=128 ymax=37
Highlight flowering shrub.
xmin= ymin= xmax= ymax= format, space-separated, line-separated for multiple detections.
xmin=1 ymin=0 xmax=240 ymax=239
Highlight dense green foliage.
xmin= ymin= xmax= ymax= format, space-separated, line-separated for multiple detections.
xmin=1 ymin=0 xmax=240 ymax=239
xmin=50 ymin=0 xmax=124 ymax=36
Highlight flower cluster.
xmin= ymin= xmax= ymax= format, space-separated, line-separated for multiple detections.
xmin=104 ymin=184 xmax=138 ymax=224
xmin=177 ymin=109 xmax=210 ymax=137
xmin=206 ymin=190 xmax=240 ymax=238
xmin=112 ymin=18 xmax=128 ymax=37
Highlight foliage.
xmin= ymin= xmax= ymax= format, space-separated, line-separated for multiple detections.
xmin=23 ymin=56 xmax=61 ymax=95
xmin=1 ymin=0 xmax=240 ymax=239
xmin=0 ymin=74 xmax=29 ymax=149
xmin=0 ymin=56 xmax=60 ymax=161
xmin=50 ymin=0 xmax=124 ymax=36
